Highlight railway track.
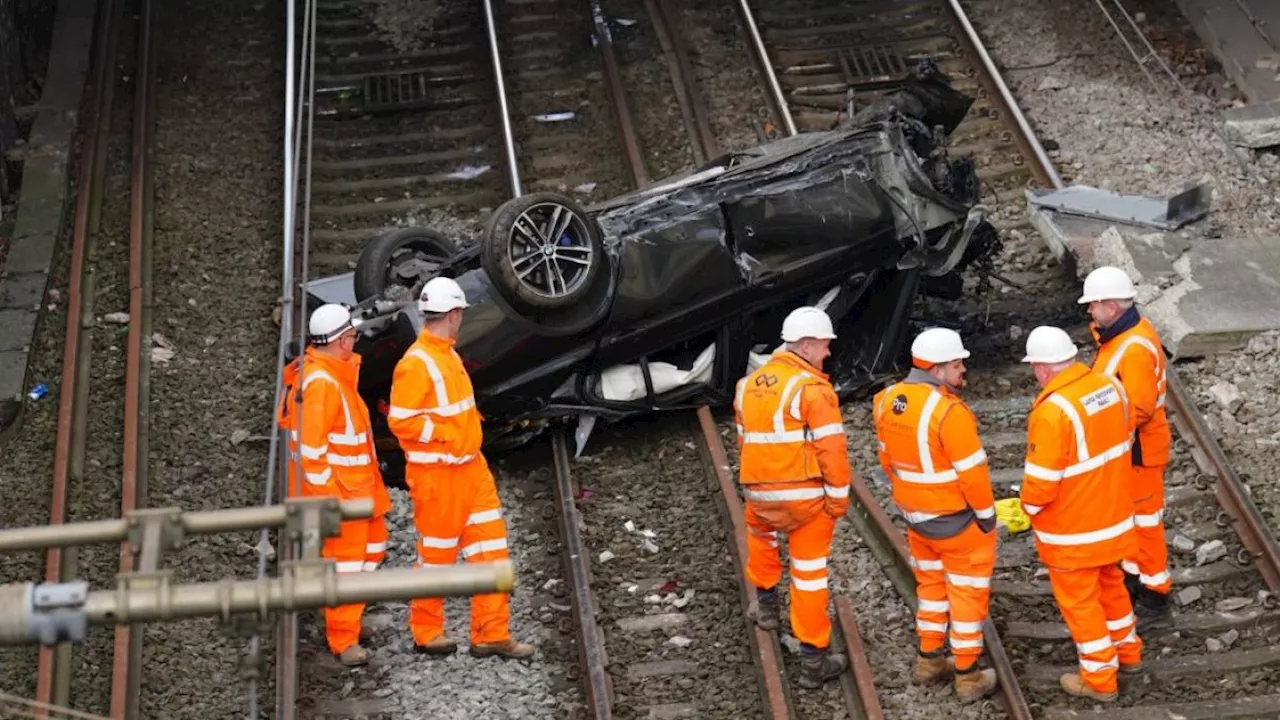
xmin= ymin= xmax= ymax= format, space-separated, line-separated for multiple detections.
xmin=742 ymin=0 xmax=1280 ymax=717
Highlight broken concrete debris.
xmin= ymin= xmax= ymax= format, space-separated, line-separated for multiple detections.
xmin=1170 ymin=534 xmax=1197 ymax=554
xmin=1222 ymin=99 xmax=1280 ymax=149
xmin=1215 ymin=596 xmax=1251 ymax=612
xmin=1209 ymin=381 xmax=1244 ymax=414
xmin=1175 ymin=586 xmax=1203 ymax=606
xmin=1196 ymin=539 xmax=1227 ymax=566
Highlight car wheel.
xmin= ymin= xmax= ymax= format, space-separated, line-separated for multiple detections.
xmin=354 ymin=227 xmax=458 ymax=301
xmin=481 ymin=192 xmax=604 ymax=313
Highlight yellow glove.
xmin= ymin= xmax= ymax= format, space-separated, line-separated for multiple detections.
xmin=995 ymin=497 xmax=1031 ymax=534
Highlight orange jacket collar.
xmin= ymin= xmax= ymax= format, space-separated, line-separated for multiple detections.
xmin=771 ymin=350 xmax=830 ymax=382
xmin=1033 ymin=362 xmax=1091 ymax=408
xmin=304 ymin=345 xmax=361 ymax=386
xmin=417 ymin=326 xmax=457 ymax=350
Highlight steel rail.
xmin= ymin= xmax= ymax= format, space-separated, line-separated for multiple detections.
xmin=550 ymin=432 xmax=614 ymax=717
xmin=833 ymin=597 xmax=885 ymax=720
xmin=588 ymin=0 xmax=649 ymax=187
xmin=644 ymin=0 xmax=720 ymax=165
xmin=736 ymin=0 xmax=796 ymax=137
xmin=111 ymin=0 xmax=156 ymax=714
xmin=481 ymin=0 xmax=522 ymax=197
xmin=693 ymin=407 xmax=794 ymax=719
xmin=36 ymin=0 xmax=124 ymax=712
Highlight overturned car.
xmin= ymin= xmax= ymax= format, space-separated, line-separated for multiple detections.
xmin=303 ymin=61 xmax=1000 ymax=483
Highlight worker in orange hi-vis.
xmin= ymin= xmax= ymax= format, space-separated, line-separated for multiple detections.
xmin=1019 ymin=325 xmax=1143 ymax=702
xmin=1078 ymin=266 xmax=1173 ymax=629
xmin=277 ymin=303 xmax=391 ymax=667
xmin=872 ymin=327 xmax=999 ymax=703
xmin=388 ymin=276 xmax=534 ymax=660
xmin=735 ymin=306 xmax=851 ymax=689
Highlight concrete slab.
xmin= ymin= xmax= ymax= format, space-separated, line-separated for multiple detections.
xmin=0 ymin=0 xmax=97 ymax=434
xmin=1172 ymin=0 xmax=1280 ymax=103
xmin=1030 ymin=202 xmax=1280 ymax=358
xmin=1223 ymin=99 xmax=1280 ymax=148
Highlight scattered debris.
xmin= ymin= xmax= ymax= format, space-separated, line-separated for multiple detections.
xmin=532 ymin=111 xmax=575 ymax=123
xmin=598 ymin=550 xmax=615 ymax=564
xmin=152 ymin=333 xmax=175 ymax=350
xmin=672 ymin=589 xmax=695 ymax=609
xmin=1037 ymin=76 xmax=1068 ymax=91
xmin=151 ymin=347 xmax=176 ymax=364
xmin=1170 ymin=534 xmax=1197 ymax=554
xmin=1026 ymin=182 xmax=1210 ymax=231
xmin=1209 ymin=381 xmax=1244 ymax=414
xmin=230 ymin=429 xmax=251 ymax=446
xmin=104 ymin=312 xmax=131 ymax=324
xmin=1215 ymin=596 xmax=1251 ymax=612
xmin=667 ymin=635 xmax=693 ymax=648
xmin=644 ymin=594 xmax=662 ymax=605
xmin=542 ymin=579 xmax=561 ymax=591
xmin=26 ymin=383 xmax=48 ymax=401
xmin=1175 ymin=586 xmax=1203 ymax=606
xmin=1218 ymin=628 xmax=1240 ymax=650
xmin=446 ymin=164 xmax=491 ymax=181
xmin=1195 ymin=539 xmax=1227 ymax=566
xmin=1206 ymin=636 xmax=1225 ymax=652
xmin=573 ymin=182 xmax=598 ymax=195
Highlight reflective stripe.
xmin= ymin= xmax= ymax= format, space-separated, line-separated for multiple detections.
xmin=1105 ymin=613 xmax=1135 ymax=631
xmin=952 ymin=449 xmax=988 ymax=472
xmin=1024 ymin=462 xmax=1064 ymax=481
xmin=903 ymin=509 xmax=944 ymax=524
xmin=1121 ymin=560 xmax=1140 ymax=575
xmin=951 ymin=620 xmax=984 ymax=633
xmin=1023 ymin=503 xmax=1043 ymax=516
xmin=911 ymin=558 xmax=944 ymax=571
xmin=791 ymin=557 xmax=828 ymax=572
xmin=300 ymin=444 xmax=327 ymax=460
xmin=946 ymin=573 xmax=990 ymax=588
xmin=917 ymin=391 xmax=945 ymax=476
xmin=406 ymin=348 xmax=452 ymax=409
xmin=362 ymin=561 xmax=379 ymax=572
xmin=774 ymin=373 xmax=812 ymax=433
xmin=305 ymin=469 xmax=331 ymax=485
xmin=1134 ymin=509 xmax=1164 ymax=527
xmin=745 ymin=487 xmax=825 ymax=502
xmin=366 ymin=542 xmax=387 ymax=553
xmin=893 ymin=467 xmax=960 ymax=484
xmin=466 ymin=509 xmax=503 ymax=526
xmin=327 ymin=453 xmax=371 ymax=467
xmin=824 ymin=484 xmax=849 ymax=499
xmin=1035 ymin=516 xmax=1134 ymax=546
xmin=917 ymin=598 xmax=950 ymax=613
xmin=303 ymin=370 xmax=358 ymax=444
xmin=810 ymin=423 xmax=844 ymax=439
xmin=1102 ymin=335 xmax=1163 ymax=384
xmin=406 ymin=451 xmax=476 ymax=465
xmin=1077 ymin=636 xmax=1112 ymax=654
xmin=1156 ymin=392 xmax=1166 ymax=407
xmin=335 ymin=561 xmax=365 ymax=573
xmin=328 ymin=432 xmax=368 ymax=446
xmin=1140 ymin=569 xmax=1171 ymax=586
xmin=416 ymin=561 xmax=452 ymax=569
xmin=1080 ymin=657 xmax=1118 ymax=673
xmin=741 ymin=429 xmax=806 ymax=444
xmin=389 ymin=397 xmax=477 ymax=419
xmin=420 ymin=535 xmax=460 ymax=549
xmin=461 ymin=538 xmax=508 ymax=558
xmin=1062 ymin=440 xmax=1131 ymax=478
xmin=973 ymin=505 xmax=995 ymax=519
xmin=1115 ymin=629 xmax=1138 ymax=646
xmin=950 ymin=638 xmax=984 ymax=649
xmin=419 ymin=416 xmax=435 ymax=444
xmin=1047 ymin=394 xmax=1090 ymax=459
xmin=917 ymin=620 xmax=948 ymax=632
xmin=791 ymin=576 xmax=828 ymax=592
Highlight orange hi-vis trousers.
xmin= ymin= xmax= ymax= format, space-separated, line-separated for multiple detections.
xmin=323 ymin=515 xmax=389 ymax=654
xmin=745 ymin=504 xmax=836 ymax=649
xmin=1121 ymin=464 xmax=1172 ymax=594
xmin=907 ymin=522 xmax=995 ymax=670
xmin=408 ymin=456 xmax=512 ymax=646
xmin=1048 ymin=563 xmax=1143 ymax=693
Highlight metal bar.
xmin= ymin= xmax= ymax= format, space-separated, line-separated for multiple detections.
xmin=694 ymin=406 xmax=794 ymax=719
xmin=834 ymin=597 xmax=884 ymax=720
xmin=588 ymin=0 xmax=649 ymax=187
xmin=942 ymin=0 xmax=1062 ymax=189
xmin=0 ymin=499 xmax=374 ymax=551
xmin=112 ymin=0 xmax=155 ymax=713
xmin=1166 ymin=374 xmax=1280 ymax=594
xmin=645 ymin=0 xmax=720 ymax=164
xmin=36 ymin=0 xmax=122 ymax=710
xmin=550 ymin=432 xmax=613 ymax=718
xmin=736 ymin=0 xmax=796 ymax=137
xmin=480 ymin=0 xmax=522 ymax=197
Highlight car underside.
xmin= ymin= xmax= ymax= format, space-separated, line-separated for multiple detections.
xmin=301 ymin=59 xmax=1001 ymax=482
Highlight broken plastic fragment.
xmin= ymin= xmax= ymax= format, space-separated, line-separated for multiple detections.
xmin=599 ymin=550 xmax=615 ymax=563
xmin=668 ymin=635 xmax=693 ymax=648
xmin=573 ymin=182 xmax=598 ymax=194
xmin=624 ymin=520 xmax=636 ymax=533
xmin=575 ymin=488 xmax=595 ymax=500
xmin=532 ymin=111 xmax=576 ymax=122
xmin=446 ymin=164 xmax=492 ymax=180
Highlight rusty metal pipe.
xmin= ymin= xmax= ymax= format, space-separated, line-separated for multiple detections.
xmin=480 ymin=0 xmax=522 ymax=197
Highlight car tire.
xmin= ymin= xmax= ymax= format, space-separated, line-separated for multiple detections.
xmin=354 ymin=227 xmax=458 ymax=301
xmin=481 ymin=192 xmax=605 ymax=313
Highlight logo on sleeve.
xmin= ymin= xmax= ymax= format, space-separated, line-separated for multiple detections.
xmin=892 ymin=394 xmax=908 ymax=414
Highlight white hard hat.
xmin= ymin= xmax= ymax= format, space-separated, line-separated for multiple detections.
xmin=1077 ymin=266 xmax=1136 ymax=304
xmin=308 ymin=303 xmax=355 ymax=344
xmin=911 ymin=327 xmax=970 ymax=365
xmin=419 ymin=276 xmax=470 ymax=313
xmin=1021 ymin=326 xmax=1078 ymax=364
xmin=780 ymin=306 xmax=837 ymax=342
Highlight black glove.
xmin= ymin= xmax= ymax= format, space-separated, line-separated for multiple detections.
xmin=976 ymin=515 xmax=996 ymax=534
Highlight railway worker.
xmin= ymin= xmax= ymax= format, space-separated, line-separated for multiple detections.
xmin=871 ymin=327 xmax=999 ymax=703
xmin=276 ymin=303 xmax=391 ymax=667
xmin=735 ymin=306 xmax=852 ymax=689
xmin=1019 ymin=326 xmax=1143 ymax=702
xmin=387 ymin=275 xmax=534 ymax=660
xmin=1078 ymin=266 xmax=1173 ymax=627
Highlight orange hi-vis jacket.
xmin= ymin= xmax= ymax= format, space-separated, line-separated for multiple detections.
xmin=1091 ymin=312 xmax=1170 ymax=467
xmin=1020 ymin=362 xmax=1138 ymax=569
xmin=872 ymin=369 xmax=996 ymax=539
xmin=734 ymin=351 xmax=852 ymax=524
xmin=387 ymin=328 xmax=484 ymax=478
xmin=277 ymin=347 xmax=390 ymax=516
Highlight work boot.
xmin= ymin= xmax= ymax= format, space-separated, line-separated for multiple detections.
xmin=751 ymin=587 xmax=781 ymax=632
xmin=471 ymin=639 xmax=536 ymax=660
xmin=954 ymin=665 xmax=998 ymax=702
xmin=1134 ymin=587 xmax=1172 ymax=630
xmin=798 ymin=643 xmax=848 ymax=689
xmin=1119 ymin=659 xmax=1144 ymax=675
xmin=1059 ymin=672 xmax=1117 ymax=702
xmin=1122 ymin=570 xmax=1142 ymax=600
xmin=912 ymin=649 xmax=953 ymax=685
xmin=414 ymin=634 xmax=459 ymax=656
xmin=337 ymin=644 xmax=371 ymax=667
